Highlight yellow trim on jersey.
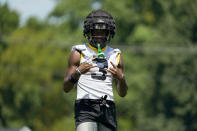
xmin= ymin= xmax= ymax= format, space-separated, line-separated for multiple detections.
xmin=87 ymin=43 xmax=107 ymax=53
xmin=117 ymin=53 xmax=120 ymax=65
xmin=80 ymin=53 xmax=84 ymax=62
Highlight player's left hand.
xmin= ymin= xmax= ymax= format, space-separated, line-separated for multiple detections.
xmin=106 ymin=61 xmax=125 ymax=80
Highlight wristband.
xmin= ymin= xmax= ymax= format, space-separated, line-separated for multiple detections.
xmin=76 ymin=68 xmax=81 ymax=75
xmin=69 ymin=75 xmax=78 ymax=84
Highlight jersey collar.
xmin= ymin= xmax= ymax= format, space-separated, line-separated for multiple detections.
xmin=87 ymin=43 xmax=107 ymax=53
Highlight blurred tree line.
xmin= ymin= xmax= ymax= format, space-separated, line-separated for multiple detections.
xmin=0 ymin=0 xmax=197 ymax=130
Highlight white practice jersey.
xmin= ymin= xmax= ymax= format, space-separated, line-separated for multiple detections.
xmin=72 ymin=43 xmax=121 ymax=101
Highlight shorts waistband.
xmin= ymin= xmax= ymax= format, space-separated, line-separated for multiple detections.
xmin=75 ymin=98 xmax=115 ymax=105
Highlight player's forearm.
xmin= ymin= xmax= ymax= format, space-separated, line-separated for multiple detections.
xmin=63 ymin=79 xmax=75 ymax=93
xmin=117 ymin=77 xmax=128 ymax=97
xmin=63 ymin=72 xmax=80 ymax=93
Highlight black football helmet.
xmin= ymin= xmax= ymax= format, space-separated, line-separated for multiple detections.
xmin=83 ymin=10 xmax=115 ymax=49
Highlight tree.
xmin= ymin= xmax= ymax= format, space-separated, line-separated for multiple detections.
xmin=0 ymin=3 xmax=19 ymax=42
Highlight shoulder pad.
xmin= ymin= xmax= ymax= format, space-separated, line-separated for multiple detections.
xmin=71 ymin=44 xmax=86 ymax=52
xmin=113 ymin=48 xmax=121 ymax=54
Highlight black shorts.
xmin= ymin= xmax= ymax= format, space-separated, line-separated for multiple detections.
xmin=74 ymin=98 xmax=117 ymax=131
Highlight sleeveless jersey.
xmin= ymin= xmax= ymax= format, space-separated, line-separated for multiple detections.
xmin=72 ymin=43 xmax=121 ymax=101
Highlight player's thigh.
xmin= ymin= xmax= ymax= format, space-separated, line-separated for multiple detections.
xmin=98 ymin=123 xmax=112 ymax=131
xmin=76 ymin=122 xmax=98 ymax=131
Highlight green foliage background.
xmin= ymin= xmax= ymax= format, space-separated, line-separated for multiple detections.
xmin=0 ymin=0 xmax=197 ymax=130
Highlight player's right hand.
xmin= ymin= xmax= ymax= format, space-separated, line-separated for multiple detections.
xmin=78 ymin=62 xmax=97 ymax=74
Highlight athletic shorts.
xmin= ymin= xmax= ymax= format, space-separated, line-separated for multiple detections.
xmin=74 ymin=98 xmax=117 ymax=131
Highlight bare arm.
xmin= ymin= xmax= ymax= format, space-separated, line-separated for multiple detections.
xmin=63 ymin=50 xmax=80 ymax=93
xmin=63 ymin=50 xmax=96 ymax=93
xmin=108 ymin=55 xmax=128 ymax=97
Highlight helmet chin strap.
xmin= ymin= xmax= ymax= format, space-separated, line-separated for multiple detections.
xmin=89 ymin=30 xmax=110 ymax=49
xmin=89 ymin=39 xmax=107 ymax=49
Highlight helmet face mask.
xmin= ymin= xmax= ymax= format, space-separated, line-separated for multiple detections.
xmin=83 ymin=10 xmax=115 ymax=49
xmin=94 ymin=23 xmax=107 ymax=30
xmin=89 ymin=23 xmax=110 ymax=48
xmin=91 ymin=29 xmax=109 ymax=41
